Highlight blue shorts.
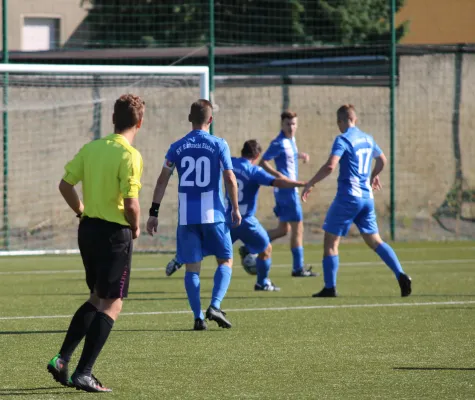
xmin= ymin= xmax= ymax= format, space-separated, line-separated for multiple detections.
xmin=231 ymin=216 xmax=270 ymax=255
xmin=273 ymin=189 xmax=303 ymax=222
xmin=176 ymin=222 xmax=233 ymax=264
xmin=323 ymin=196 xmax=378 ymax=237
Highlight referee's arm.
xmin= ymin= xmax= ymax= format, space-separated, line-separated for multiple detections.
xmin=60 ymin=149 xmax=85 ymax=216
xmin=124 ymin=198 xmax=140 ymax=238
xmin=59 ymin=179 xmax=84 ymax=216
xmin=120 ymin=150 xmax=143 ymax=239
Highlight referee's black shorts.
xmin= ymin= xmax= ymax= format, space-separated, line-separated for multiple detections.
xmin=78 ymin=217 xmax=133 ymax=299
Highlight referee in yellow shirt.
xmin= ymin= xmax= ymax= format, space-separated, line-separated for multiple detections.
xmin=47 ymin=94 xmax=145 ymax=393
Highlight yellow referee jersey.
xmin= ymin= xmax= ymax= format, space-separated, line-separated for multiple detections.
xmin=63 ymin=133 xmax=143 ymax=226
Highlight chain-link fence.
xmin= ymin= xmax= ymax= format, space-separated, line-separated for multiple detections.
xmin=1 ymin=1 xmax=474 ymax=251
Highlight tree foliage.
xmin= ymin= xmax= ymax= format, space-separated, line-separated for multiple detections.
xmin=81 ymin=0 xmax=408 ymax=48
xmin=304 ymin=0 xmax=408 ymax=45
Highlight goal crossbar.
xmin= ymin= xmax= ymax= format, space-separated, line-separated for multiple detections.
xmin=0 ymin=63 xmax=210 ymax=100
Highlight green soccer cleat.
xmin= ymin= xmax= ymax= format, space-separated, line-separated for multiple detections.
xmin=47 ymin=354 xmax=71 ymax=387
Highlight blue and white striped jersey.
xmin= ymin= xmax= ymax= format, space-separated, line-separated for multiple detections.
xmin=164 ymin=130 xmax=233 ymax=225
xmin=331 ymin=126 xmax=382 ymax=199
xmin=262 ymin=131 xmax=299 ymax=194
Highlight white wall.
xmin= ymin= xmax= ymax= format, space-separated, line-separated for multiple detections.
xmin=1 ymin=0 xmax=90 ymax=51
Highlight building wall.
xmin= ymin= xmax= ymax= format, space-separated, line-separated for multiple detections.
xmin=2 ymin=0 xmax=474 ymax=51
xmin=397 ymin=0 xmax=475 ymax=44
xmin=1 ymin=0 xmax=89 ymax=51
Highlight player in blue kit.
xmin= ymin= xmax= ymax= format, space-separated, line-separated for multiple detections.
xmin=147 ymin=99 xmax=241 ymax=330
xmin=259 ymin=110 xmax=316 ymax=277
xmin=229 ymin=140 xmax=307 ymax=291
xmin=301 ymin=104 xmax=412 ymax=297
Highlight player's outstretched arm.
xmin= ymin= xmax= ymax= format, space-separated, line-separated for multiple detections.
xmin=59 ymin=179 xmax=84 ymax=216
xmin=273 ymin=177 xmax=307 ymax=189
xmin=223 ymin=169 xmax=242 ymax=227
xmin=147 ymin=167 xmax=173 ymax=236
xmin=301 ymin=155 xmax=340 ymax=202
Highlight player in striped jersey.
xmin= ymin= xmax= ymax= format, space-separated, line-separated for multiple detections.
xmin=147 ymin=99 xmax=241 ymax=330
xmin=259 ymin=110 xmax=316 ymax=277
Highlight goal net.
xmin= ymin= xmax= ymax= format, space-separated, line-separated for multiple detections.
xmin=0 ymin=64 xmax=209 ymax=255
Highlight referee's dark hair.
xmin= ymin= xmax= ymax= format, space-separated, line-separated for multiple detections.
xmin=241 ymin=139 xmax=262 ymax=159
xmin=113 ymin=94 xmax=146 ymax=133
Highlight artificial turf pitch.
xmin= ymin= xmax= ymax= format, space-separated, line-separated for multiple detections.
xmin=0 ymin=241 xmax=473 ymax=399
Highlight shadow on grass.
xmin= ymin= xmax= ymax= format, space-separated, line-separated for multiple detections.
xmin=0 ymin=330 xmax=67 ymax=335
xmin=15 ymin=290 xmax=183 ymax=297
xmin=334 ymin=294 xmax=475 ymax=298
xmin=115 ymin=328 xmax=225 ymax=333
xmin=409 ymin=294 xmax=475 ymax=297
xmin=0 ymin=387 xmax=75 ymax=396
xmin=394 ymin=367 xmax=475 ymax=371
xmin=127 ymin=297 xmax=187 ymax=302
xmin=64 ymin=276 xmax=251 ymax=282
xmin=0 ymin=328 xmax=222 ymax=335
xmin=125 ymin=295 xmax=313 ymax=301
xmin=125 ymin=293 xmax=475 ymax=300
xmin=131 ymin=275 xmax=251 ymax=281
xmin=129 ymin=291 xmax=183 ymax=295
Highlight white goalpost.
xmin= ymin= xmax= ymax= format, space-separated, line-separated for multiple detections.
xmin=0 ymin=64 xmax=210 ymax=99
xmin=0 ymin=63 xmax=210 ymax=256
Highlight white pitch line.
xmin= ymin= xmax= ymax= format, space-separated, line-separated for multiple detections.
xmin=0 ymin=300 xmax=474 ymax=321
xmin=0 ymin=245 xmax=472 ymax=258
xmin=272 ymin=246 xmax=475 ymax=254
xmin=0 ymin=258 xmax=473 ymax=276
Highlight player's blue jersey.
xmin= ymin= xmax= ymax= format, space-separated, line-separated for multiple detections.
xmin=331 ymin=126 xmax=382 ymax=199
xmin=262 ymin=131 xmax=299 ymax=194
xmin=164 ymin=129 xmax=233 ymax=225
xmin=226 ymin=157 xmax=275 ymax=219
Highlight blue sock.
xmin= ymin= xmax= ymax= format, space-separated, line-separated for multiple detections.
xmin=210 ymin=265 xmax=232 ymax=309
xmin=184 ymin=271 xmax=204 ymax=320
xmin=291 ymin=246 xmax=304 ymax=272
xmin=256 ymin=258 xmax=271 ymax=286
xmin=322 ymin=255 xmax=339 ymax=288
xmin=375 ymin=242 xmax=404 ymax=278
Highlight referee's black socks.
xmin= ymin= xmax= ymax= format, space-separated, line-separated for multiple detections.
xmin=59 ymin=301 xmax=98 ymax=362
xmin=76 ymin=312 xmax=115 ymax=376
